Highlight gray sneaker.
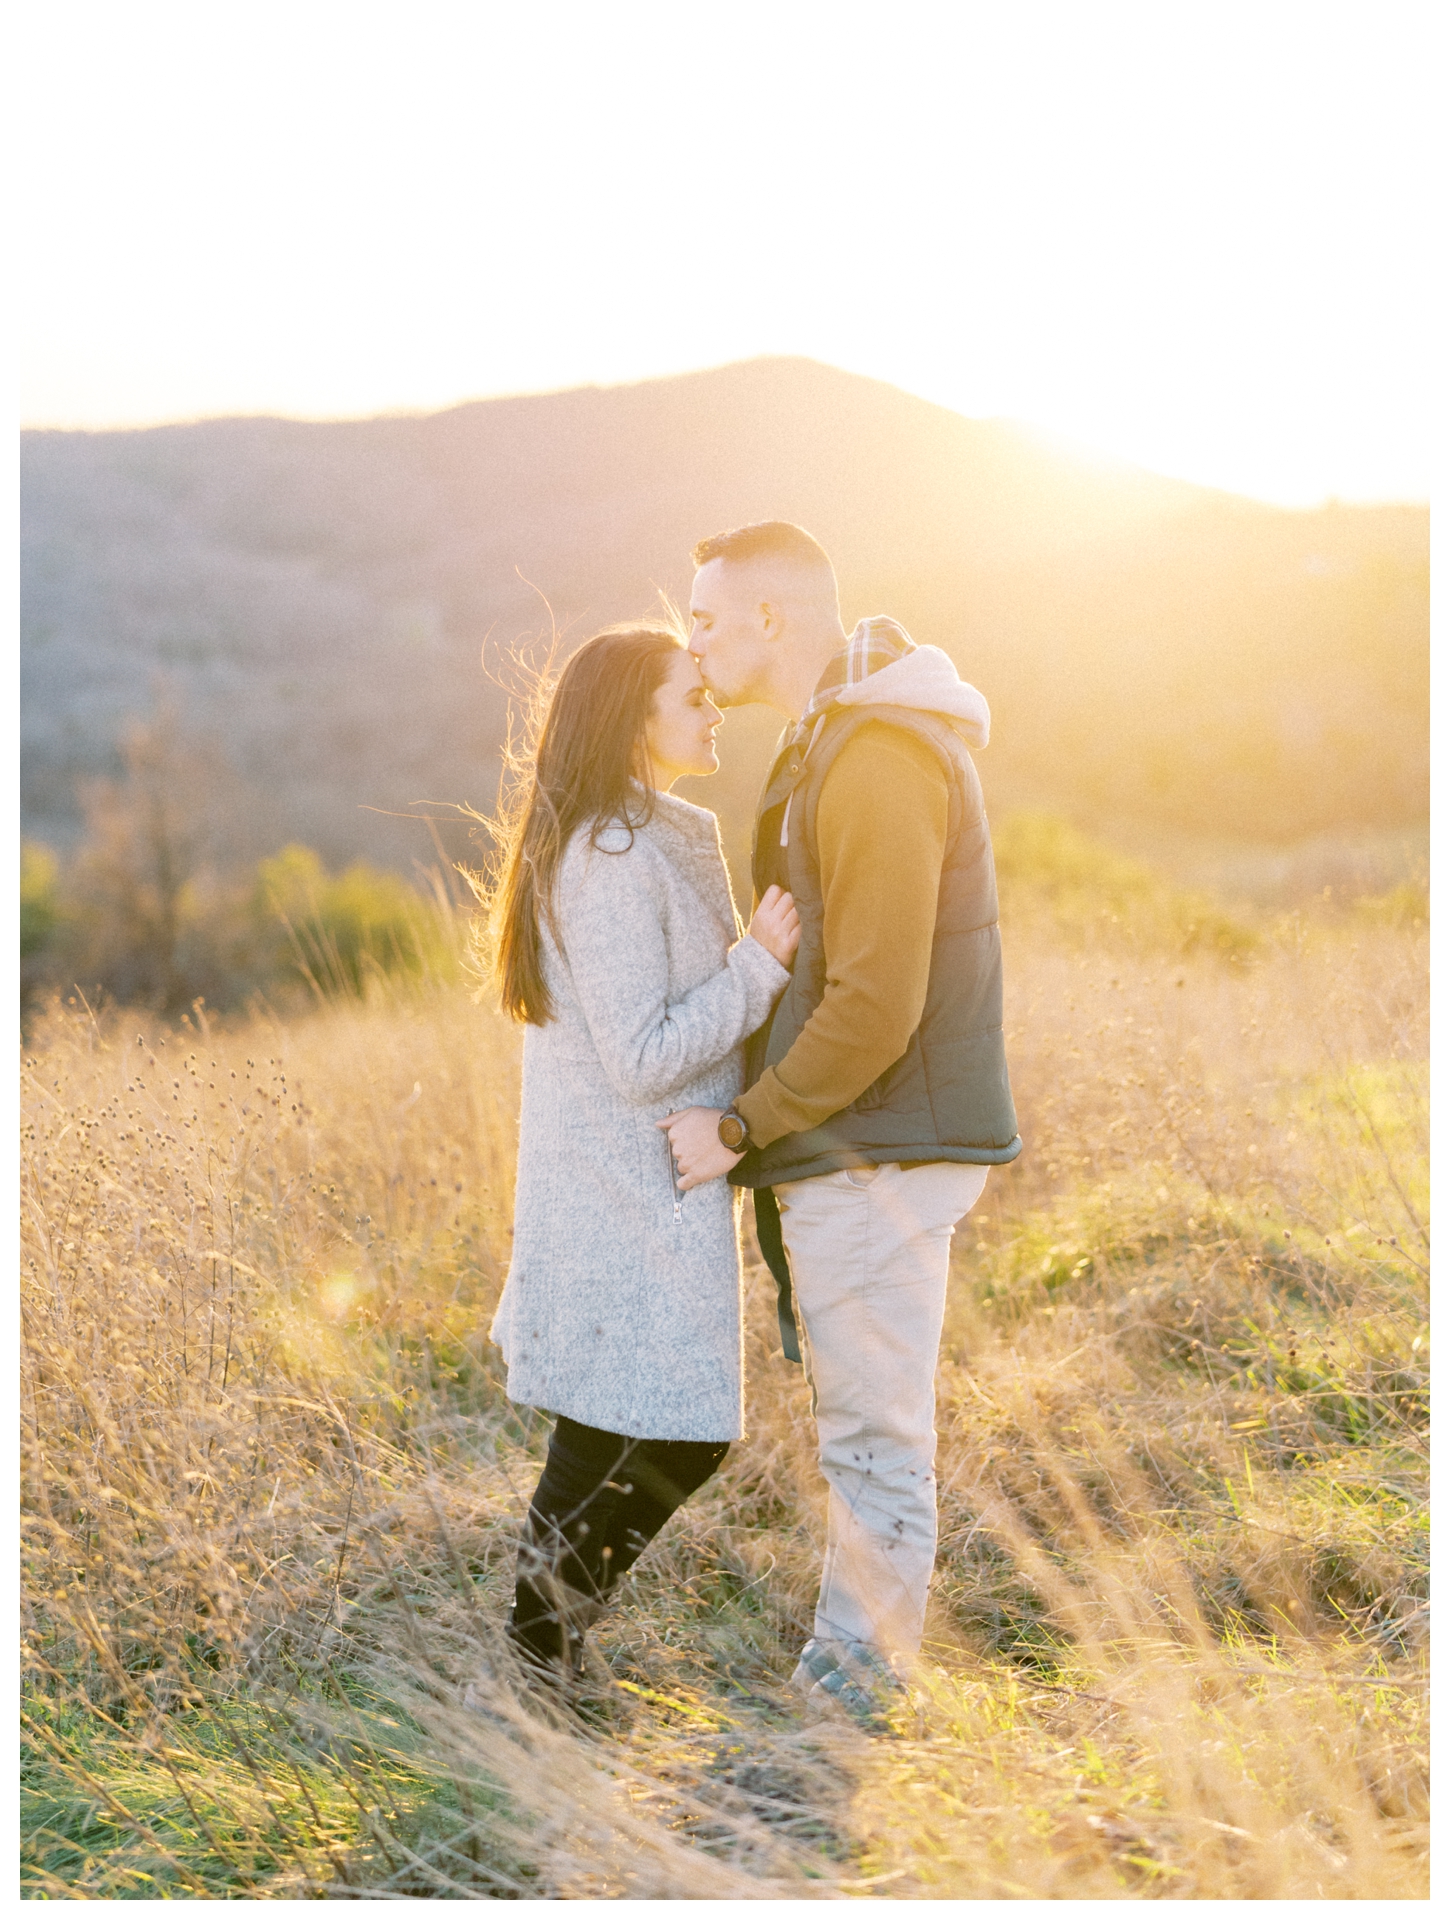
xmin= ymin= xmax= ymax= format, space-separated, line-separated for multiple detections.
xmin=790 ymin=1636 xmax=905 ymax=1734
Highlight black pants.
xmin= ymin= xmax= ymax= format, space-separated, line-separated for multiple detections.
xmin=509 ymin=1415 xmax=728 ymax=1668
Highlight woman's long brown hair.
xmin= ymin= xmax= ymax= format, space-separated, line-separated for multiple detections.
xmin=481 ymin=622 xmax=685 ymax=1024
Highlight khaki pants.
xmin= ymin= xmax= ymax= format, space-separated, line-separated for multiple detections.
xmin=774 ymin=1159 xmax=989 ymax=1674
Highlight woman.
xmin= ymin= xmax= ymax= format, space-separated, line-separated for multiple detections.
xmin=484 ymin=621 xmax=799 ymax=1677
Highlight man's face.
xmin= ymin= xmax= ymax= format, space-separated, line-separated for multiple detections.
xmin=688 ymin=558 xmax=770 ymax=707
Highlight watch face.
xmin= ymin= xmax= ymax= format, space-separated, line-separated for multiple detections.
xmin=719 ymin=1112 xmax=748 ymax=1150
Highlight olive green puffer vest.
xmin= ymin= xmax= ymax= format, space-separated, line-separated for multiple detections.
xmin=730 ymin=704 xmax=1023 ymax=1190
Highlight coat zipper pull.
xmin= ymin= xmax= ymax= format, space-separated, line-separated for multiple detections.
xmin=665 ymin=1118 xmax=683 ymax=1223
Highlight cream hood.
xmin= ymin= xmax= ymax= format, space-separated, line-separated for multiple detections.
xmin=833 ymin=643 xmax=991 ymax=750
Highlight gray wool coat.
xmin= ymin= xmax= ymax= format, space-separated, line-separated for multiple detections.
xmin=490 ymin=791 xmax=789 ymax=1441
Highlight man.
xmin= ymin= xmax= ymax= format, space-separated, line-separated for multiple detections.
xmin=661 ymin=520 xmax=1021 ymax=1725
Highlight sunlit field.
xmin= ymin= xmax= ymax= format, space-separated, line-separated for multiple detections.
xmin=21 ymin=872 xmax=1428 ymax=1897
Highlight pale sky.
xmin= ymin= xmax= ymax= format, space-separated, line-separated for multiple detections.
xmin=17 ymin=1 xmax=1436 ymax=505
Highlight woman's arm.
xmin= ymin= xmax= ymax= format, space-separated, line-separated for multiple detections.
xmin=554 ymin=838 xmax=789 ymax=1106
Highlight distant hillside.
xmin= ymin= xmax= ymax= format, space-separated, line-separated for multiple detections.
xmin=21 ymin=357 xmax=1428 ymax=878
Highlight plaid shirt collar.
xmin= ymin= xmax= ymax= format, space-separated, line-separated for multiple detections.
xmin=789 ymin=616 xmax=917 ymax=750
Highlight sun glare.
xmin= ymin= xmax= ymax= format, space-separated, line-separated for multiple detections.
xmin=17 ymin=2 xmax=1434 ymax=505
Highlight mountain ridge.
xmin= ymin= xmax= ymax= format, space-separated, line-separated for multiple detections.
xmin=21 ymin=356 xmax=1427 ymax=876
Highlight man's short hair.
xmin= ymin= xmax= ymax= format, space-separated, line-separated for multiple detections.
xmin=691 ymin=520 xmax=835 ymax=577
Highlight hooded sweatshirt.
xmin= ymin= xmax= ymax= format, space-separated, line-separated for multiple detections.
xmin=732 ymin=626 xmax=1019 ymax=1170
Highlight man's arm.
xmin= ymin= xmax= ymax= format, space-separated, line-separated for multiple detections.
xmin=734 ymin=722 xmax=949 ymax=1148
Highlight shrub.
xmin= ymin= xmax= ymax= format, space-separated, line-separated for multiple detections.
xmin=21 ymin=842 xmax=60 ymax=959
xmin=1354 ymin=876 xmax=1429 ymax=930
xmin=254 ymin=844 xmax=456 ymax=996
xmin=21 ymin=842 xmax=63 ymax=1008
xmin=993 ymin=811 xmax=1257 ymax=959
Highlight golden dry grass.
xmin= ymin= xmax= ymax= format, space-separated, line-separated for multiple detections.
xmin=21 ymin=910 xmax=1427 ymax=1898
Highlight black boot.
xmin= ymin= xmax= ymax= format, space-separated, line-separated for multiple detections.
xmin=506 ymin=1529 xmax=607 ymax=1684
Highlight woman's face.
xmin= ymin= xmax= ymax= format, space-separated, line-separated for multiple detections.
xmin=641 ymin=648 xmax=722 ymax=789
